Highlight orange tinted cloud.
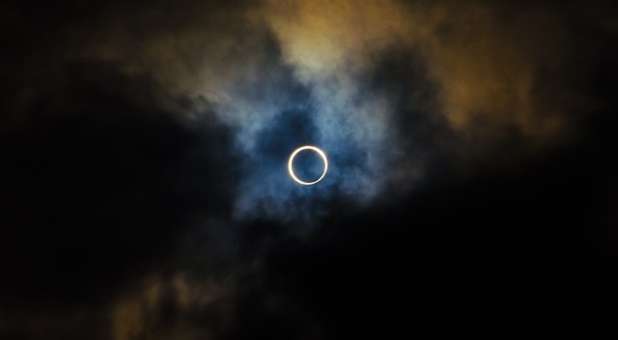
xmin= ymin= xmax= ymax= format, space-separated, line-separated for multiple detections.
xmin=262 ymin=0 xmax=594 ymax=142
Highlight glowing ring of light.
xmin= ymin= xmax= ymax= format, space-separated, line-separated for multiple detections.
xmin=287 ymin=145 xmax=328 ymax=186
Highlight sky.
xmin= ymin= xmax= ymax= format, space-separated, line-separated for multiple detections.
xmin=1 ymin=1 xmax=616 ymax=339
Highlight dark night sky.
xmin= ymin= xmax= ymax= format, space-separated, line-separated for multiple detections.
xmin=1 ymin=1 xmax=617 ymax=339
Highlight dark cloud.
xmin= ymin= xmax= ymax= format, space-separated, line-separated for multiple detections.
xmin=0 ymin=60 xmax=238 ymax=302
xmin=0 ymin=0 xmax=616 ymax=339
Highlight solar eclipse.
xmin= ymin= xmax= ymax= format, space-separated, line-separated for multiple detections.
xmin=287 ymin=145 xmax=329 ymax=185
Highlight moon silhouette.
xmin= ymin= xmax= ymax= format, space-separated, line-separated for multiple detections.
xmin=287 ymin=145 xmax=328 ymax=185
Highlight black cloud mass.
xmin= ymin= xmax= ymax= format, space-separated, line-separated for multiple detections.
xmin=1 ymin=1 xmax=617 ymax=339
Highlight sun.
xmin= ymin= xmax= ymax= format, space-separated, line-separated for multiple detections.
xmin=287 ymin=145 xmax=328 ymax=185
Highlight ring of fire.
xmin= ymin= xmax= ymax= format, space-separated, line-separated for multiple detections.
xmin=287 ymin=145 xmax=328 ymax=186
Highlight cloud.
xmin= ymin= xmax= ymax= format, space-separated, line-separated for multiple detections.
xmin=0 ymin=60 xmax=238 ymax=304
xmin=7 ymin=0 xmax=609 ymax=220
xmin=263 ymin=0 xmax=612 ymax=143
xmin=1 ymin=1 xmax=615 ymax=339
xmin=110 ymin=274 xmax=234 ymax=340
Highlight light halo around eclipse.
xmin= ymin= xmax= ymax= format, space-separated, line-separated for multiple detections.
xmin=287 ymin=145 xmax=328 ymax=186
